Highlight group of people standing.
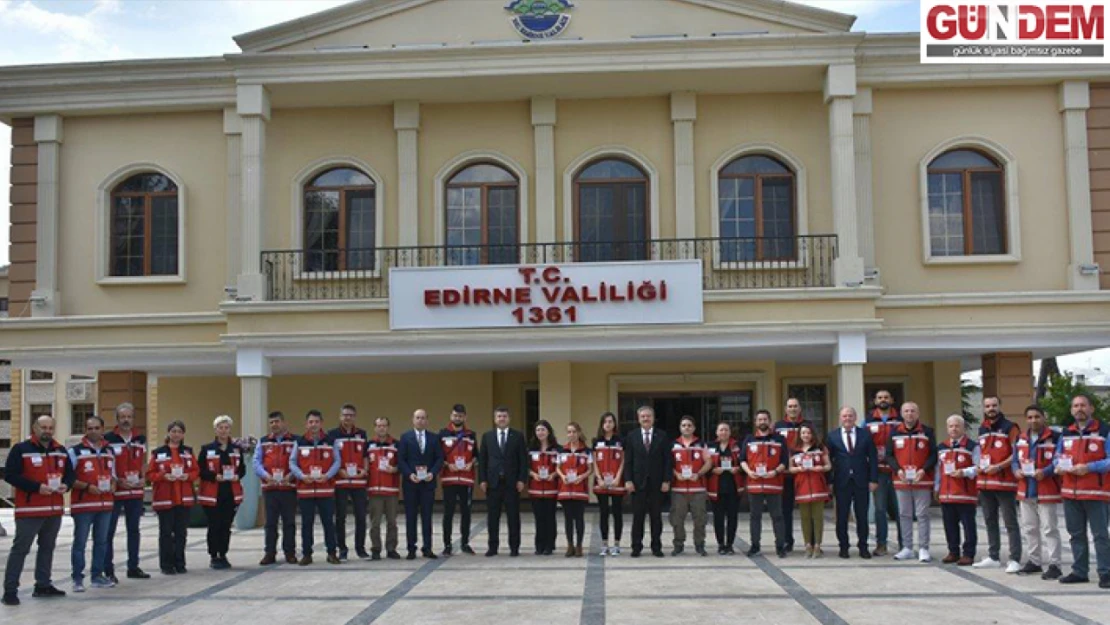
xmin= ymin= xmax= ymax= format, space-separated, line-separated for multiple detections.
xmin=3 ymin=391 xmax=1109 ymax=608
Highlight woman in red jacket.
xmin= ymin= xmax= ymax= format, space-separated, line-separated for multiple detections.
xmin=788 ymin=424 xmax=832 ymax=558
xmin=528 ymin=420 xmax=560 ymax=556
xmin=557 ymin=422 xmax=592 ymax=557
xmin=148 ymin=421 xmax=198 ymax=575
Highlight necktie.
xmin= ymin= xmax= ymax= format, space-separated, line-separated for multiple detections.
xmin=846 ymin=428 xmax=854 ymax=453
xmin=499 ymin=429 xmax=506 ymax=451
xmin=418 ymin=431 xmax=425 ymax=453
xmin=644 ymin=430 xmax=651 ymax=449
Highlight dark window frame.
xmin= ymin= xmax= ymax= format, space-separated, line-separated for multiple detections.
xmin=572 ymin=157 xmax=651 ymax=261
xmin=444 ymin=161 xmax=521 ymax=265
xmin=109 ymin=173 xmax=180 ymax=277
xmin=927 ymin=149 xmax=1007 ymax=256
xmin=717 ymin=154 xmax=797 ymax=261
xmin=302 ymin=167 xmax=377 ymax=272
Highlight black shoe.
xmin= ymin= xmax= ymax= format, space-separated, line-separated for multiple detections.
xmin=127 ymin=568 xmax=150 ymax=580
xmin=510 ymin=549 xmax=520 ymax=557
xmin=776 ymin=548 xmax=787 ymax=558
xmin=718 ymin=546 xmax=727 ymax=555
xmin=839 ymin=548 xmax=850 ymax=559
xmin=1099 ymin=574 xmax=1110 ymax=589
xmin=339 ymin=550 xmax=349 ymax=562
xmin=161 ymin=568 xmax=177 ymax=576
xmin=357 ymin=550 xmax=371 ymax=560
xmin=652 ymin=549 xmax=665 ymax=558
xmin=2 ymin=593 xmax=19 ymax=606
xmin=1042 ymin=565 xmax=1063 ymax=580
xmin=406 ymin=551 xmax=417 ymax=561
xmin=746 ymin=546 xmax=761 ymax=557
xmin=1018 ymin=562 xmax=1043 ymax=575
xmin=107 ymin=573 xmax=120 ymax=585
xmin=177 ymin=565 xmax=189 ymax=574
xmin=422 ymin=549 xmax=438 ymax=560
xmin=696 ymin=545 xmax=708 ymax=557
xmin=371 ymin=552 xmax=382 ymax=561
xmin=1059 ymin=572 xmax=1089 ymax=584
xmin=387 ymin=551 xmax=402 ymax=560
xmin=726 ymin=546 xmax=736 ymax=555
xmin=671 ymin=545 xmax=684 ymax=556
xmin=785 ymin=543 xmax=794 ymax=553
xmin=461 ymin=544 xmax=476 ymax=555
xmin=210 ymin=558 xmax=227 ymax=570
xmin=485 ymin=550 xmax=498 ymax=557
xmin=859 ymin=548 xmax=872 ymax=559
xmin=442 ymin=545 xmax=453 ymax=556
xmin=630 ymin=549 xmax=642 ymax=558
xmin=32 ymin=585 xmax=66 ymax=598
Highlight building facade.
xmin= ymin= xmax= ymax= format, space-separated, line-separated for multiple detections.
xmin=1 ymin=0 xmax=1109 ymax=471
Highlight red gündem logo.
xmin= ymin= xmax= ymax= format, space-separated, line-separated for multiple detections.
xmin=921 ymin=1 xmax=1108 ymax=63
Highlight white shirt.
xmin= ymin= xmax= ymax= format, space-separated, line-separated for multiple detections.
xmin=642 ymin=429 xmax=652 ymax=448
xmin=416 ymin=429 xmax=425 ymax=453
xmin=498 ymin=429 xmax=508 ymax=448
xmin=841 ymin=427 xmax=856 ymax=452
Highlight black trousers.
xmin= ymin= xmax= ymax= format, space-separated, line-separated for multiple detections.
xmin=157 ymin=507 xmax=189 ymax=571
xmin=563 ymin=500 xmax=586 ymax=547
xmin=835 ymin=480 xmax=871 ymax=550
xmin=532 ymin=498 xmax=558 ymax=552
xmin=403 ymin=482 xmax=435 ymax=553
xmin=335 ymin=487 xmax=368 ymax=554
xmin=749 ymin=492 xmax=785 ymax=549
xmin=597 ymin=494 xmax=624 ymax=542
xmin=203 ymin=496 xmax=238 ymax=559
xmin=942 ymin=503 xmax=978 ymax=558
xmin=631 ymin=486 xmax=664 ymax=552
xmin=263 ymin=490 xmax=297 ymax=556
xmin=713 ymin=492 xmax=739 ymax=548
xmin=442 ymin=485 xmax=473 ymax=547
xmin=486 ymin=480 xmax=522 ymax=552
xmin=781 ymin=475 xmax=796 ymax=547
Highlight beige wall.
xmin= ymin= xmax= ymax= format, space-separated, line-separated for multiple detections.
xmin=266 ymin=106 xmax=398 ymax=248
xmin=272 ymin=0 xmax=812 ymax=53
xmin=871 ymin=86 xmax=1070 ymax=294
xmin=58 ymin=112 xmax=228 ymax=315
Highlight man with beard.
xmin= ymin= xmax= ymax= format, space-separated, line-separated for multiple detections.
xmin=103 ymin=402 xmax=150 ymax=582
xmin=865 ymin=389 xmax=902 ymax=556
xmin=3 ymin=415 xmax=73 ymax=605
xmin=773 ymin=398 xmax=811 ymax=553
xmin=439 ymin=404 xmax=478 ymax=556
xmin=254 ymin=411 xmax=298 ymax=565
xmin=740 ymin=410 xmax=789 ymax=557
xmin=973 ymin=396 xmax=1023 ymax=573
xmin=1054 ymin=394 xmax=1110 ymax=588
xmin=68 ymin=415 xmax=118 ymax=591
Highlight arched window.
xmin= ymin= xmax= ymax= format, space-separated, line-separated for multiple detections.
xmin=574 ymin=158 xmax=648 ymax=262
xmin=110 ymin=172 xmax=179 ymax=277
xmin=927 ymin=149 xmax=1005 ymax=256
xmin=303 ymin=167 xmax=376 ymax=272
xmin=445 ymin=162 xmax=519 ymax=265
xmin=717 ymin=154 xmax=796 ymax=262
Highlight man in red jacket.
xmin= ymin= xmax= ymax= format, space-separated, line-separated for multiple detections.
xmin=3 ymin=415 xmax=73 ymax=606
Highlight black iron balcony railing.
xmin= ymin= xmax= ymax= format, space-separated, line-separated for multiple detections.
xmin=261 ymin=235 xmax=838 ymax=302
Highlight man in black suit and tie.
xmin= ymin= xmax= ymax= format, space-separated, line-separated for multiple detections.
xmin=827 ymin=406 xmax=879 ymax=559
xmin=623 ymin=406 xmax=673 ymax=558
xmin=478 ymin=406 xmax=528 ymax=557
xmin=398 ymin=409 xmax=443 ymax=560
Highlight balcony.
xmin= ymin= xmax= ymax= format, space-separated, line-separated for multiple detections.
xmin=261 ymin=235 xmax=838 ymax=302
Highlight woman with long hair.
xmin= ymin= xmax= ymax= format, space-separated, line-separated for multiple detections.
xmin=708 ymin=422 xmax=743 ymax=554
xmin=148 ymin=421 xmax=198 ymax=575
xmin=528 ymin=420 xmax=560 ymax=555
xmin=788 ymin=424 xmax=832 ymax=558
xmin=593 ymin=412 xmax=625 ymax=556
xmin=198 ymin=415 xmax=247 ymax=569
xmin=558 ymin=422 xmax=592 ymax=557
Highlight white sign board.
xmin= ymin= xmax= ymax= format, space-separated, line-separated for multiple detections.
xmin=390 ymin=260 xmax=704 ymax=330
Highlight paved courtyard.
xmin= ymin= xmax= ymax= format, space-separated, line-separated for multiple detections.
xmin=0 ymin=506 xmax=1107 ymax=625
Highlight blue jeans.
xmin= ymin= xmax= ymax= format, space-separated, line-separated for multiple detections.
xmin=106 ymin=498 xmax=143 ymax=575
xmin=72 ymin=511 xmax=112 ymax=582
xmin=1063 ymin=499 xmax=1110 ymax=579
xmin=298 ymin=497 xmax=337 ymax=556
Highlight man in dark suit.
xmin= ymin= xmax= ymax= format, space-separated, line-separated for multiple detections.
xmin=623 ymin=405 xmax=673 ymax=558
xmin=398 ymin=409 xmax=443 ymax=560
xmin=827 ymin=406 xmax=879 ymax=559
xmin=478 ymin=406 xmax=528 ymax=556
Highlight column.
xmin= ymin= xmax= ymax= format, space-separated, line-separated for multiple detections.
xmin=672 ymin=92 xmax=697 ymax=242
xmin=835 ymin=332 xmax=867 ymax=419
xmin=853 ymin=88 xmax=877 ymax=282
xmin=532 ymin=96 xmax=557 ymax=243
xmin=538 ymin=361 xmax=572 ymax=436
xmin=147 ymin=375 xmax=160 ymax=442
xmin=929 ymin=361 xmax=962 ymax=430
xmin=224 ymin=108 xmax=243 ymax=298
xmin=1059 ymin=81 xmax=1101 ymax=290
xmin=237 ymin=85 xmax=270 ymax=301
xmin=395 ymin=101 xmax=421 ymax=247
xmin=236 ymin=348 xmax=271 ymax=440
xmin=981 ymin=352 xmax=1033 ymax=414
xmin=32 ymin=114 xmax=62 ymax=316
xmin=825 ymin=65 xmax=865 ymax=288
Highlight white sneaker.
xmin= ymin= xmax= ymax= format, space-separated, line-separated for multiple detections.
xmin=611 ymin=545 xmax=621 ymax=557
xmin=893 ymin=548 xmax=915 ymax=560
xmin=599 ymin=546 xmax=610 ymax=557
xmin=73 ymin=580 xmax=85 ymax=593
xmin=918 ymin=548 xmax=932 ymax=562
xmin=972 ymin=557 xmax=1001 ymax=569
xmin=1005 ymin=560 xmax=1022 ymax=574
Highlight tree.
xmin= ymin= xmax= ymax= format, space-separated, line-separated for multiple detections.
xmin=1039 ymin=371 xmax=1110 ymax=428
xmin=961 ymin=379 xmax=981 ymax=426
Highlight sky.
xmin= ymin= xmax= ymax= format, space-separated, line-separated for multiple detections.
xmin=0 ymin=1 xmax=1105 ymax=374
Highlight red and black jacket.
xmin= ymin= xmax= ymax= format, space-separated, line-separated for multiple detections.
xmin=865 ymin=408 xmax=902 ymax=474
xmin=329 ymin=426 xmax=369 ymax=489
xmin=439 ymin=424 xmax=478 ymax=488
xmin=104 ymin=428 xmax=146 ymax=500
xmin=69 ymin=438 xmax=116 ymax=514
xmin=4 ymin=437 xmax=74 ymax=519
xmin=197 ymin=440 xmax=246 ymax=507
xmin=977 ymin=415 xmax=1021 ymax=492
xmin=739 ymin=432 xmax=788 ymax=494
xmin=149 ymin=444 xmax=199 ymax=511
xmin=528 ymin=444 xmax=561 ymax=499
